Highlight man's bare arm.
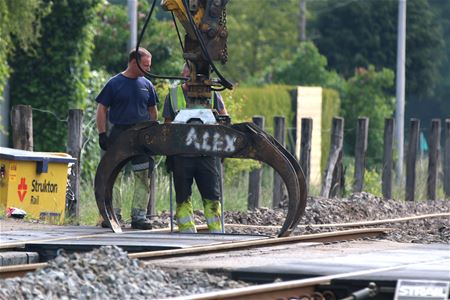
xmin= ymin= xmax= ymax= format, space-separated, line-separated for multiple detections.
xmin=96 ymin=103 xmax=108 ymax=134
xmin=148 ymin=105 xmax=158 ymax=121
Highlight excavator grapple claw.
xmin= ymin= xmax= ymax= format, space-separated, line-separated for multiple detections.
xmin=95 ymin=121 xmax=307 ymax=237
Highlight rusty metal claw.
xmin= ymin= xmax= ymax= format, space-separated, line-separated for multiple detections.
xmin=245 ymin=123 xmax=307 ymax=235
xmin=95 ymin=121 xmax=307 ymax=236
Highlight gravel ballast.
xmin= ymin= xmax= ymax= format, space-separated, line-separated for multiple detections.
xmin=0 ymin=246 xmax=249 ymax=300
xmin=152 ymin=192 xmax=450 ymax=244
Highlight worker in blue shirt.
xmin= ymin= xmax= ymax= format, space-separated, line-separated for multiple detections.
xmin=96 ymin=47 xmax=158 ymax=230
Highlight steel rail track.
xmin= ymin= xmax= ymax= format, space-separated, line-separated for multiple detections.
xmin=170 ymin=258 xmax=450 ymax=300
xmin=129 ymin=228 xmax=388 ymax=260
xmin=225 ymin=212 xmax=450 ymax=230
xmin=3 ymin=212 xmax=445 ymax=250
xmin=0 ymin=228 xmax=387 ymax=279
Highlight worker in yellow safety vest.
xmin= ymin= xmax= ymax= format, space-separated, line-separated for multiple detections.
xmin=162 ymin=64 xmax=228 ymax=233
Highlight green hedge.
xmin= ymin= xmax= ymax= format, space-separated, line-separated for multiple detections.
xmin=230 ymin=85 xmax=341 ymax=175
xmin=321 ymin=88 xmax=341 ymax=173
xmin=232 ymin=84 xmax=296 ymax=135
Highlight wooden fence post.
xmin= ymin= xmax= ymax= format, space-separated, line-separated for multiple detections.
xmin=299 ymin=118 xmax=312 ymax=189
xmin=353 ymin=117 xmax=369 ymax=193
xmin=444 ymin=119 xmax=450 ymax=198
xmin=382 ymin=118 xmax=395 ymax=199
xmin=427 ymin=119 xmax=440 ymax=200
xmin=321 ymin=117 xmax=344 ymax=198
xmin=11 ymin=105 xmax=33 ymax=151
xmin=248 ymin=116 xmax=264 ymax=210
xmin=406 ymin=119 xmax=420 ymax=201
xmin=272 ymin=116 xmax=286 ymax=208
xmin=67 ymin=109 xmax=83 ymax=220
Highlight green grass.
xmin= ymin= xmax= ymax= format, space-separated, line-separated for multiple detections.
xmin=79 ymin=178 xmax=101 ymax=225
xmin=79 ymin=170 xmax=153 ymax=225
xmin=78 ymin=163 xmax=278 ymax=225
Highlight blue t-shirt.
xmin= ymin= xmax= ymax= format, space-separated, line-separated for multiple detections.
xmin=96 ymin=73 xmax=158 ymax=125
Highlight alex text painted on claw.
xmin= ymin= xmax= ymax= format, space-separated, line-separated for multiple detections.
xmin=185 ymin=127 xmax=237 ymax=152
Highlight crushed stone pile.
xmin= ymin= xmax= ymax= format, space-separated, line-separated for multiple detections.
xmin=0 ymin=246 xmax=249 ymax=300
xmin=150 ymin=192 xmax=450 ymax=243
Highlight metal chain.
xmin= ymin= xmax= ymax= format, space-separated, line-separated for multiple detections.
xmin=220 ymin=7 xmax=228 ymax=63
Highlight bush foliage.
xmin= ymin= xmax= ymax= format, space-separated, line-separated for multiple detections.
xmin=341 ymin=66 xmax=395 ymax=166
xmin=9 ymin=0 xmax=100 ymax=151
xmin=273 ymin=42 xmax=343 ymax=91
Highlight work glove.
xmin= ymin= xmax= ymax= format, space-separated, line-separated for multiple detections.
xmin=99 ymin=132 xmax=108 ymax=151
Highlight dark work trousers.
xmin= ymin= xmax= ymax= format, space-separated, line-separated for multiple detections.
xmin=172 ymin=156 xmax=221 ymax=204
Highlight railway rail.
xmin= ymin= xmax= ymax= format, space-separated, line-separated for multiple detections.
xmin=0 ymin=227 xmax=388 ymax=279
xmin=227 ymin=212 xmax=450 ymax=230
xmin=171 ymin=258 xmax=450 ymax=300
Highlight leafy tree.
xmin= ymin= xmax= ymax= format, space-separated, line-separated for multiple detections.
xmin=272 ymin=41 xmax=343 ymax=91
xmin=91 ymin=2 xmax=129 ymax=73
xmin=0 ymin=0 xmax=49 ymax=131
xmin=429 ymin=0 xmax=450 ymax=115
xmin=404 ymin=0 xmax=444 ymax=99
xmin=223 ymin=0 xmax=299 ymax=84
xmin=314 ymin=0 xmax=444 ymax=99
xmin=341 ymin=66 xmax=395 ymax=166
xmin=9 ymin=0 xmax=100 ymax=151
xmin=91 ymin=2 xmax=183 ymax=76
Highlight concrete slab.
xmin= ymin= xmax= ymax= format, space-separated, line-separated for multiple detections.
xmin=0 ymin=251 xmax=39 ymax=266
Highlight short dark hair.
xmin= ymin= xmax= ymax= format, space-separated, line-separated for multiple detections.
xmin=128 ymin=47 xmax=151 ymax=62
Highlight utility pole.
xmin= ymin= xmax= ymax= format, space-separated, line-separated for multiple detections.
xmin=299 ymin=0 xmax=306 ymax=42
xmin=395 ymin=0 xmax=406 ymax=182
xmin=128 ymin=0 xmax=138 ymax=52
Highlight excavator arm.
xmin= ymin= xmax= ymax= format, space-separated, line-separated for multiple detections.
xmin=94 ymin=0 xmax=307 ymax=237
xmin=161 ymin=0 xmax=229 ymax=98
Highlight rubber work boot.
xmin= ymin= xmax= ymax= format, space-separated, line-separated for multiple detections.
xmin=176 ymin=199 xmax=197 ymax=233
xmin=101 ymin=208 xmax=122 ymax=228
xmin=131 ymin=208 xmax=153 ymax=230
xmin=203 ymin=199 xmax=222 ymax=233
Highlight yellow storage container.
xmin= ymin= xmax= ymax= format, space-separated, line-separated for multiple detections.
xmin=0 ymin=147 xmax=76 ymax=224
